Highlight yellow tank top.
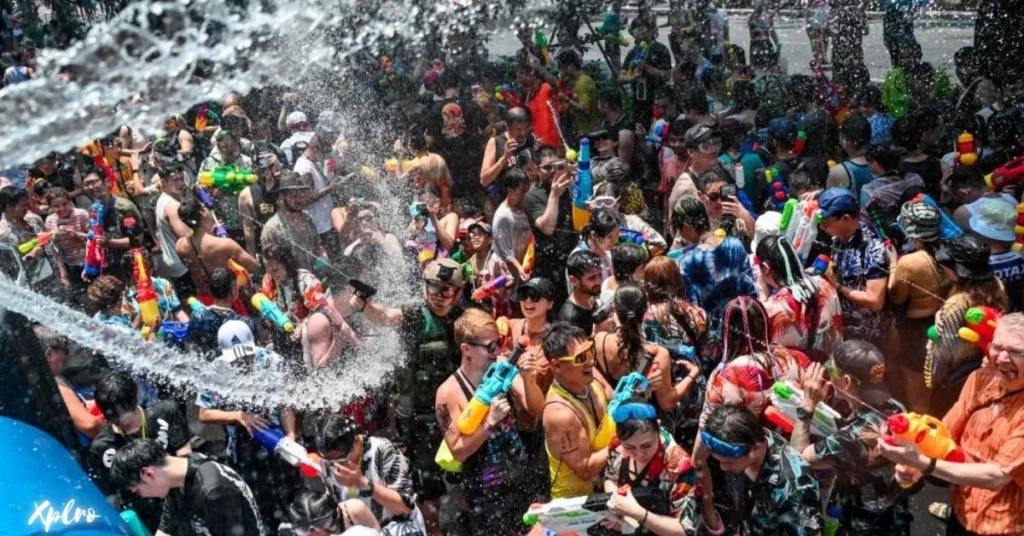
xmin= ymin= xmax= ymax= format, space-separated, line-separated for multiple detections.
xmin=545 ymin=381 xmax=615 ymax=499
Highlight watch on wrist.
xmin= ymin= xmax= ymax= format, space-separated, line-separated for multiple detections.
xmin=358 ymin=480 xmax=374 ymax=498
xmin=796 ymin=406 xmax=814 ymax=422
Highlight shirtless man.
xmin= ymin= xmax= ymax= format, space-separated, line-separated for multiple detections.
xmin=174 ymin=196 xmax=259 ymax=307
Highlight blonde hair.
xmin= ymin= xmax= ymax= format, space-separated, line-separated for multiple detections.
xmin=455 ymin=308 xmax=498 ymax=345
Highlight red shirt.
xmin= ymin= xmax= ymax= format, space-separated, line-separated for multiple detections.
xmin=526 ymin=83 xmax=563 ymax=151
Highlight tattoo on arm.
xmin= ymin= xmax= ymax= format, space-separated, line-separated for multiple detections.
xmin=436 ymin=404 xmax=453 ymax=435
xmin=560 ymin=429 xmax=579 ymax=455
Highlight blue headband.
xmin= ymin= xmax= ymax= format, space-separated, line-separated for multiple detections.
xmin=700 ymin=430 xmax=750 ymax=459
xmin=612 ymin=402 xmax=658 ymax=424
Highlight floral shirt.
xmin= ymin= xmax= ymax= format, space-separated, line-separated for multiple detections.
xmin=813 ymin=398 xmax=912 ymax=535
xmin=831 ymin=224 xmax=890 ymax=342
xmin=123 ymin=277 xmax=182 ymax=321
xmin=700 ymin=347 xmax=809 ymax=428
xmin=678 ymin=236 xmax=757 ymax=348
xmin=258 ymin=268 xmax=321 ymax=322
xmin=721 ymin=430 xmax=823 ymax=535
xmin=603 ymin=429 xmax=702 ymax=534
xmin=763 ymin=277 xmax=844 ymax=357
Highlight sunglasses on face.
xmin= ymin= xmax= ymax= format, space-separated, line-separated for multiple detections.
xmin=540 ymin=161 xmax=568 ymax=172
xmin=426 ymin=284 xmax=458 ymax=298
xmin=520 ymin=289 xmax=545 ymax=302
xmin=706 ymin=192 xmax=725 ymax=202
xmin=557 ymin=340 xmax=595 ymax=366
xmin=468 ymin=339 xmax=500 ymax=353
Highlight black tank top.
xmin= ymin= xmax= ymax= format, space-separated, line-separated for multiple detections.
xmin=248 ymin=182 xmax=277 ymax=252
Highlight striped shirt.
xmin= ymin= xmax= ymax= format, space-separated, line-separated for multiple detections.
xmin=45 ymin=208 xmax=90 ymax=266
xmin=943 ymin=368 xmax=1024 ymax=535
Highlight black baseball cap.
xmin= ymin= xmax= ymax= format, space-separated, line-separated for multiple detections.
xmin=516 ymin=277 xmax=556 ymax=300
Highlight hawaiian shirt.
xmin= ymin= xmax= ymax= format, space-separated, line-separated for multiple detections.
xmin=678 ymin=236 xmax=757 ymax=347
xmin=123 ymin=277 xmax=182 ymax=321
xmin=604 ymin=428 xmax=702 ymax=534
xmin=763 ymin=277 xmax=844 ymax=357
xmin=813 ymin=399 xmax=912 ymax=535
xmin=867 ymin=113 xmax=895 ymax=147
xmin=830 ymin=224 xmax=890 ymax=342
xmin=700 ymin=347 xmax=809 ymax=429
xmin=724 ymin=430 xmax=823 ymax=535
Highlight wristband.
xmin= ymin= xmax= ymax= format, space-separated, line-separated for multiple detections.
xmin=641 ymin=509 xmax=649 ymax=527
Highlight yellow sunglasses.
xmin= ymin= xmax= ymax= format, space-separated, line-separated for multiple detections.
xmin=556 ymin=340 xmax=595 ymax=366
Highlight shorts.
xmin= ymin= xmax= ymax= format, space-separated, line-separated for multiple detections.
xmin=807 ymin=6 xmax=830 ymax=30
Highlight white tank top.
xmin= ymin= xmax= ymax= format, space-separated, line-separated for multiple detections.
xmin=155 ymin=193 xmax=188 ymax=278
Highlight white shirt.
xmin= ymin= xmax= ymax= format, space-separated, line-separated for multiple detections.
xmin=155 ymin=193 xmax=188 ymax=278
xmin=280 ymin=131 xmax=315 ymax=166
xmin=293 ymin=155 xmax=334 ymax=234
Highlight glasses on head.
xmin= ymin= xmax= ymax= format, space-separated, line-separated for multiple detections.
xmin=557 ymin=340 xmax=595 ymax=366
xmin=468 ymin=339 xmax=500 ymax=354
xmin=292 ymin=512 xmax=338 ymax=536
xmin=589 ymin=196 xmax=618 ymax=210
xmin=426 ymin=283 xmax=458 ymax=298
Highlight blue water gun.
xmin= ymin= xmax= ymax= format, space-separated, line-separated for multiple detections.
xmin=572 ymin=138 xmax=593 ymax=232
xmin=607 ymin=351 xmax=656 ymax=422
xmin=628 ymin=41 xmax=651 ymax=76
xmin=917 ymin=194 xmax=964 ymax=240
xmin=645 ymin=122 xmax=669 ymax=147
xmin=457 ymin=338 xmax=528 ymax=434
xmin=619 ymin=227 xmax=647 ymax=247
xmin=83 ymin=200 xmax=106 ymax=278
xmin=194 ymin=186 xmax=228 ymax=238
xmin=156 ymin=321 xmax=189 ymax=345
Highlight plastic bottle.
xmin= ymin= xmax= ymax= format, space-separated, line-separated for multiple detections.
xmin=734 ymin=161 xmax=745 ymax=189
xmin=823 ymin=505 xmax=842 ymax=536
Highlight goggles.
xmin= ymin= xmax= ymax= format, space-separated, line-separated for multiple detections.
xmin=557 ymin=340 xmax=595 ymax=366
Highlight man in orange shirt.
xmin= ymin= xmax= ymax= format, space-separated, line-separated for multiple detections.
xmin=516 ymin=56 xmax=562 ymax=152
xmin=880 ymin=312 xmax=1024 ymax=535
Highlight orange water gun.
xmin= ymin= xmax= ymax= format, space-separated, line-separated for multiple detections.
xmin=82 ymin=140 xmax=121 ymax=195
xmin=131 ymin=248 xmax=160 ymax=337
xmin=17 ymin=231 xmax=53 ymax=255
xmin=522 ymin=235 xmax=536 ymax=273
xmin=958 ymin=305 xmax=1000 ymax=355
xmin=885 ymin=412 xmax=966 ymax=462
xmin=227 ymin=258 xmax=250 ymax=287
xmin=1014 ymin=203 xmax=1024 ymax=253
xmin=955 ymin=132 xmax=978 ymax=167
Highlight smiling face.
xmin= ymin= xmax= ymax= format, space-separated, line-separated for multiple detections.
xmin=989 ymin=323 xmax=1024 ymax=390
xmin=50 ymin=195 xmax=72 ymax=218
xmin=519 ymin=288 xmax=553 ymax=320
xmin=590 ymin=227 xmax=620 ymax=255
xmin=468 ymin=227 xmax=490 ymax=251
xmin=551 ymin=338 xmax=596 ymax=389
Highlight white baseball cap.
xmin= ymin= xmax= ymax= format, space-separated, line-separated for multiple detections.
xmin=286 ymin=111 xmax=309 ymax=128
xmin=217 ymin=320 xmax=256 ymax=362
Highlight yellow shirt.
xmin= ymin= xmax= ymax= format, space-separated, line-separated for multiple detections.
xmin=545 ymin=381 xmax=613 ymax=498
xmin=571 ymin=74 xmax=600 ymax=138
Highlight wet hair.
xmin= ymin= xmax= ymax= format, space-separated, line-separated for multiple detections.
xmin=612 ymin=243 xmax=647 ymax=282
xmin=832 ymin=339 xmax=887 ymax=386
xmin=865 ymin=144 xmax=902 ymax=174
xmin=613 ymin=281 xmax=648 ymax=371
xmin=702 ymin=405 xmax=764 ymax=449
xmin=893 ymin=107 xmax=940 ymax=153
xmin=700 ymin=66 xmax=726 ymax=89
xmin=566 ymin=249 xmax=602 ymax=279
xmin=799 ymin=112 xmax=837 ymax=159
xmin=506 ymin=107 xmax=531 ymax=124
xmin=208 ymin=267 xmax=236 ymax=300
xmin=315 ymin=413 xmax=364 ymax=456
xmin=557 ymin=49 xmax=582 ymax=70
xmin=696 ymin=166 xmax=733 ymax=193
xmin=110 ymin=439 xmax=168 ymax=490
xmin=439 ymin=69 xmax=461 ymax=90
xmin=0 ymin=186 xmax=25 ymax=212
xmin=584 ymin=208 xmax=619 ymax=241
xmin=681 ymin=87 xmax=709 ymax=115
xmin=954 ymin=46 xmax=976 ymax=69
xmin=755 ymin=235 xmax=820 ymax=306
xmin=598 ymin=88 xmax=624 ymax=111
xmin=94 ymin=370 xmax=138 ymax=419
xmin=839 ymin=115 xmax=872 ymax=152
xmin=289 ymin=490 xmax=340 ymax=531
xmin=542 ymin=322 xmax=587 ymax=361
xmin=177 ymin=197 xmax=203 ymax=230
xmin=949 ymin=165 xmax=985 ymax=191
xmin=87 ymin=275 xmax=126 ymax=311
xmin=722 ymin=296 xmax=770 ymax=364
xmin=44 ymin=186 xmax=70 ymax=205
xmin=854 ymin=85 xmax=884 ymax=110
xmin=500 ymin=166 xmax=530 ymax=190
xmin=616 ymin=396 xmax=660 ymax=441
xmin=788 ymin=75 xmax=817 ymax=108
xmin=644 ymin=256 xmax=684 ymax=304
xmin=731 ymin=81 xmax=757 ymax=111
xmin=797 ymin=157 xmax=830 ymax=187
xmin=788 ymin=168 xmax=815 ymax=195
xmin=671 ymin=195 xmax=710 ymax=233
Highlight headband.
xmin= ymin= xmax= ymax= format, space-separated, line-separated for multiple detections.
xmin=611 ymin=402 xmax=658 ymax=424
xmin=700 ymin=430 xmax=750 ymax=459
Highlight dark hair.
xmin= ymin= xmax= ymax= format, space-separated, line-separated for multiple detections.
xmin=110 ymin=439 xmax=168 ymax=490
xmin=208 ymin=267 xmax=237 ymax=300
xmin=506 ymin=107 xmax=531 ymax=124
xmin=732 ymin=81 xmax=757 ymax=111
xmin=612 ymin=243 xmax=648 ymax=282
xmin=177 ymin=197 xmax=203 ymax=230
xmin=700 ymin=66 xmax=726 ymax=89
xmin=671 ymin=195 xmax=710 ymax=233
xmin=407 ymin=129 xmax=427 ymax=152
xmin=797 ymin=157 xmax=830 ymax=187
xmin=289 ymin=490 xmax=340 ymax=531
xmin=755 ymin=235 xmax=820 ymax=305
xmin=538 ymin=146 xmax=559 ymax=162
xmin=585 ymin=208 xmax=620 ymax=242
xmin=722 ymin=296 xmax=770 ymax=362
xmin=439 ymin=69 xmax=461 ymax=90
xmin=88 ymin=275 xmax=126 ymax=311
xmin=907 ymin=63 xmax=935 ymax=88
xmin=954 ymin=46 xmax=976 ymax=68
xmin=949 ymin=165 xmax=985 ymax=191
xmin=616 ymin=396 xmax=660 ymax=441
xmin=44 ymin=186 xmax=70 ymax=205
xmin=669 ymin=118 xmax=690 ymax=138
xmin=839 ymin=115 xmax=872 ymax=152
xmin=696 ymin=166 xmax=732 ymax=193
xmin=566 ymin=249 xmax=602 ymax=279
xmin=788 ymin=75 xmax=817 ymax=108
xmin=598 ymin=88 xmax=624 ymax=111
xmin=893 ymin=107 xmax=940 ymax=153
xmin=593 ymin=180 xmax=623 ymax=199
xmin=262 ymin=243 xmax=303 ymax=305
xmin=788 ymin=169 xmax=815 ymax=194
xmin=315 ymin=413 xmax=364 ymax=456
xmin=557 ymin=49 xmax=582 ymax=70
xmin=542 ymin=322 xmax=587 ymax=361
xmin=865 ymin=144 xmax=902 ymax=174
xmin=0 ymin=186 xmax=25 ymax=212
xmin=799 ymin=111 xmax=837 ymax=159
xmin=613 ymin=281 xmax=648 ymax=371
xmin=854 ymin=85 xmax=884 ymax=111
xmin=94 ymin=371 xmax=138 ymax=419
xmin=702 ymin=405 xmax=764 ymax=448
xmin=833 ymin=339 xmax=887 ymax=385
xmin=681 ymin=87 xmax=709 ymax=115
xmin=500 ymin=167 xmax=529 ymax=190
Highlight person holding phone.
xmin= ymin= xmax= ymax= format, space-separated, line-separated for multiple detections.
xmin=695 ymin=168 xmax=756 ymax=240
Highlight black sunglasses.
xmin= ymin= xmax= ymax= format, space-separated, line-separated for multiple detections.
xmin=468 ymin=340 xmax=500 ymax=353
xmin=519 ymin=289 xmax=546 ymax=302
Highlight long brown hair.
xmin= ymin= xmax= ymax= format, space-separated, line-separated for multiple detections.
xmin=954 ymin=277 xmax=1010 ymax=313
xmin=644 ymin=256 xmax=702 ymax=350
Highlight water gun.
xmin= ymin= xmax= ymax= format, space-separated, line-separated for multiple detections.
xmin=522 ymin=235 xmax=536 ymax=273
xmin=627 ymin=41 xmax=651 ymax=76
xmin=885 ymin=413 xmax=966 ymax=462
xmin=778 ymin=198 xmax=798 ymax=235
xmin=645 ymin=122 xmax=668 ymax=147
xmin=197 ymin=165 xmax=257 ymax=194
xmin=607 ymin=351 xmax=657 ymax=423
xmin=187 ymin=296 xmax=208 ymax=315
xmin=156 ymin=321 xmax=189 ymax=345
xmin=456 ymin=337 xmax=528 ymax=434
xmin=792 ymin=201 xmax=821 ymax=261
xmin=252 ymin=427 xmax=323 ymax=477
xmin=958 ymin=305 xmax=1000 ymax=356
xmin=1014 ymin=203 xmax=1024 ymax=253
xmin=619 ymin=227 xmax=647 ymax=248
xmin=251 ymin=292 xmax=295 ymax=333
xmin=120 ymin=509 xmax=152 ymax=536
xmin=194 ymin=103 xmax=218 ymax=131
xmin=865 ymin=200 xmax=892 ymax=247
xmin=809 ymin=254 xmax=832 ymax=276
xmin=472 ymin=275 xmax=508 ymax=301
xmin=812 ymin=61 xmax=849 ymax=121
xmin=83 ymin=200 xmax=106 ymax=278
xmin=914 ymin=194 xmax=963 ymax=240
xmin=761 ymin=167 xmax=790 ymax=211
xmin=767 ymin=381 xmax=841 ymax=437
xmin=534 ymin=28 xmax=551 ymax=65
xmin=131 ymin=248 xmax=160 ymax=334
xmin=954 ymin=132 xmax=978 ymax=167
xmin=194 ymin=186 xmax=228 ymax=237
xmin=793 ymin=129 xmax=808 ymax=157
xmin=494 ymin=84 xmax=523 ymax=109
xmin=596 ymin=8 xmax=630 ymax=47
xmin=227 ymin=258 xmax=250 ymax=287
xmin=83 ymin=140 xmax=121 ymax=195
xmin=985 ymin=156 xmax=1024 ymax=191
xmin=572 ymin=138 xmax=593 ymax=231
xmin=523 ymin=486 xmax=667 ymax=534
xmin=17 ymin=231 xmax=52 ymax=255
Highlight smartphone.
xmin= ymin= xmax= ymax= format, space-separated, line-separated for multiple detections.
xmin=721 ymin=185 xmax=737 ymax=201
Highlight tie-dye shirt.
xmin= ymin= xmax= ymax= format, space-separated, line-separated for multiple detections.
xmin=678 ymin=236 xmax=757 ymax=341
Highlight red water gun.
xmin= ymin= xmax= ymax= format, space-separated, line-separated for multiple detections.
xmin=494 ymin=84 xmax=523 ymax=109
xmin=985 ymin=156 xmax=1024 ymax=191
xmin=131 ymin=248 xmax=160 ymax=338
xmin=556 ymin=75 xmax=573 ymax=114
xmin=793 ymin=129 xmax=807 ymax=156
xmin=1014 ymin=203 xmax=1024 ymax=253
xmin=812 ymin=61 xmax=848 ymax=120
xmin=473 ymin=275 xmax=508 ymax=301
xmin=958 ymin=305 xmax=1000 ymax=356
xmin=954 ymin=132 xmax=978 ymax=167
xmin=83 ymin=140 xmax=120 ymax=194
xmin=885 ymin=412 xmax=966 ymax=462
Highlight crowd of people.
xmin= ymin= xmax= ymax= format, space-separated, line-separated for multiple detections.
xmin=7 ymin=1 xmax=1024 ymax=535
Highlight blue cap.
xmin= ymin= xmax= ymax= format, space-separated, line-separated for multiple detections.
xmin=767 ymin=118 xmax=797 ymax=142
xmin=818 ymin=188 xmax=859 ymax=220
